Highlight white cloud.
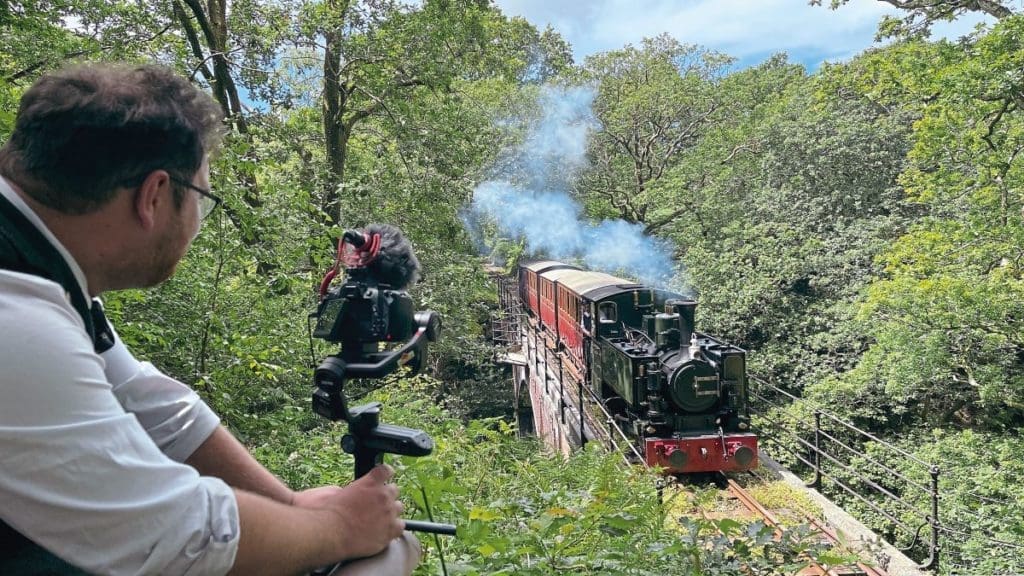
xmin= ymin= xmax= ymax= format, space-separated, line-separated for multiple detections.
xmin=493 ymin=0 xmax=995 ymax=70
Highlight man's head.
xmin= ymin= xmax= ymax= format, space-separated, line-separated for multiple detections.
xmin=0 ymin=63 xmax=225 ymax=294
xmin=0 ymin=63 xmax=223 ymax=214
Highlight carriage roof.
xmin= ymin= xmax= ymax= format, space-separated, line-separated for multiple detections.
xmin=540 ymin=268 xmax=643 ymax=299
xmin=520 ymin=260 xmax=581 ymax=274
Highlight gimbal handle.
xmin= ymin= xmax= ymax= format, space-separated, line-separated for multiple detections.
xmin=311 ymin=324 xmax=427 ymax=423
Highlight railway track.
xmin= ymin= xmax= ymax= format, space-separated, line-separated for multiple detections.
xmin=720 ymin=476 xmax=887 ymax=576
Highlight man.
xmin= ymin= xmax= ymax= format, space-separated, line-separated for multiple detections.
xmin=0 ymin=63 xmax=419 ymax=575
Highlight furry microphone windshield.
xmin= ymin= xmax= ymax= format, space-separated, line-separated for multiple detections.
xmin=362 ymin=223 xmax=421 ymax=290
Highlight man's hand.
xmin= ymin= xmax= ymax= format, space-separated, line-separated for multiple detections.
xmin=228 ymin=466 xmax=409 ymax=576
xmin=295 ymin=465 xmax=406 ymax=560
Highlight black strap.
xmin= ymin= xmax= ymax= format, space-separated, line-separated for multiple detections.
xmin=0 ymin=191 xmax=114 ymax=353
xmin=0 ymin=521 xmax=89 ymax=575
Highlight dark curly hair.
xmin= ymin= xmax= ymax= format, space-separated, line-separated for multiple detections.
xmin=0 ymin=63 xmax=224 ymax=214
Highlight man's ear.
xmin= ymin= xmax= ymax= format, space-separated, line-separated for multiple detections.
xmin=133 ymin=170 xmax=171 ymax=230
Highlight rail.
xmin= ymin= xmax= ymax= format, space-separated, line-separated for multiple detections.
xmin=723 ymin=477 xmax=887 ymax=576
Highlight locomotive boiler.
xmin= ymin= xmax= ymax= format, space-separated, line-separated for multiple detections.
xmin=519 ymin=260 xmax=758 ymax=474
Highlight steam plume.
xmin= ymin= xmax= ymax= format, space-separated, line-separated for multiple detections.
xmin=463 ymin=85 xmax=684 ymax=289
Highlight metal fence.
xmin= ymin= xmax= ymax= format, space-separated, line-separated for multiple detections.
xmin=749 ymin=375 xmax=1024 ymax=574
xmin=491 ymin=274 xmax=523 ymax=349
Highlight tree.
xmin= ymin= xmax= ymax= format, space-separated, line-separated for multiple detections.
xmin=574 ymin=34 xmax=731 ymax=233
xmin=637 ymin=51 xmax=916 ymax=396
xmin=813 ymin=0 xmax=1015 ymax=38
xmin=313 ymin=0 xmax=518 ymax=225
xmin=822 ymin=16 xmax=1024 ymax=430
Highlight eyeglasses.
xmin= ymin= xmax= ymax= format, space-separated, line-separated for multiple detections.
xmin=169 ymin=175 xmax=222 ymax=220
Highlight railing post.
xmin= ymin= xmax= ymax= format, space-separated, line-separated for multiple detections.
xmin=811 ymin=410 xmax=822 ymax=490
xmin=558 ymin=355 xmax=565 ymax=424
xmin=536 ymin=325 xmax=544 ymax=379
xmin=579 ymin=379 xmax=586 ymax=447
xmin=581 ymin=342 xmax=590 ymax=448
xmin=922 ymin=465 xmax=940 ymax=570
xmin=543 ymin=340 xmax=548 ymax=393
xmin=606 ymin=416 xmax=614 ymax=451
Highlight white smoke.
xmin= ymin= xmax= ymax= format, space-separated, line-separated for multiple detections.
xmin=464 ymin=85 xmax=684 ymax=289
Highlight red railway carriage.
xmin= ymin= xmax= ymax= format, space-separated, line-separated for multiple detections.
xmin=520 ymin=261 xmax=580 ymax=322
xmin=550 ymin=270 xmax=642 ymax=373
xmin=517 ymin=261 xmax=758 ymax=475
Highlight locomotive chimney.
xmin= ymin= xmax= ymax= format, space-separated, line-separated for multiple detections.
xmin=669 ymin=300 xmax=697 ymax=348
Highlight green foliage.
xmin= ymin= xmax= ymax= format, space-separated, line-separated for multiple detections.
xmin=830 ymin=15 xmax=1024 ymax=431
xmin=573 ymin=35 xmax=732 ymax=230
xmin=656 ymin=51 xmax=917 ymax=397
xmin=747 ymin=482 xmax=822 ymax=520
xmin=819 ymin=429 xmax=1024 ymax=573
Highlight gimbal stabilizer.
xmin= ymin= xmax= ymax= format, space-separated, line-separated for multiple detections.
xmin=312 ymin=311 xmax=456 ymax=536
xmin=310 ymin=224 xmax=457 ymax=547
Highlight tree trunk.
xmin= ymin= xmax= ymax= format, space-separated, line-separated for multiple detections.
xmin=322 ymin=17 xmax=346 ymax=226
xmin=175 ymin=0 xmax=271 ymax=271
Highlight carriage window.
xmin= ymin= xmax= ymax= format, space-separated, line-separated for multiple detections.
xmin=598 ymin=302 xmax=617 ymax=323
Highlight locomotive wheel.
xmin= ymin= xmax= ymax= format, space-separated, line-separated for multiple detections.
xmin=604 ymin=396 xmax=627 ymax=416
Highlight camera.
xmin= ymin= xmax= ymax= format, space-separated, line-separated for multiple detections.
xmin=312 ymin=228 xmax=438 ymax=345
xmin=310 ymin=227 xmax=441 ymax=421
xmin=312 ymin=267 xmax=416 ymax=344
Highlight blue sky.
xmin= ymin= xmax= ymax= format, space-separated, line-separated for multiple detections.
xmin=492 ymin=0 xmax=993 ymax=71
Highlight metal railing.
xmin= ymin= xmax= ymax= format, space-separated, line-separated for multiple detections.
xmin=748 ymin=375 xmax=940 ymax=570
xmin=524 ymin=318 xmax=644 ymax=466
xmin=491 ymin=275 xmax=524 ymax=348
xmin=749 ymin=375 xmax=1024 ymax=575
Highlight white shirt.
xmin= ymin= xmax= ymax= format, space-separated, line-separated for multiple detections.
xmin=0 ymin=177 xmax=240 ymax=575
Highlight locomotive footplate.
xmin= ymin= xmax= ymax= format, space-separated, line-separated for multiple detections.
xmin=646 ymin=433 xmax=758 ymax=473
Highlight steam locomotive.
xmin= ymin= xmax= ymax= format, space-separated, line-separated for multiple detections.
xmin=518 ymin=261 xmax=758 ymax=474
